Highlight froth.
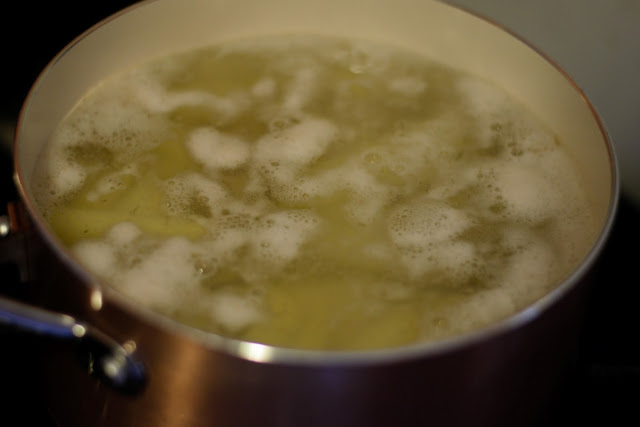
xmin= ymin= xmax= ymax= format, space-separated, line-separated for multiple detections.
xmin=388 ymin=198 xmax=476 ymax=280
xmin=107 ymin=221 xmax=142 ymax=246
xmin=165 ymin=172 xmax=229 ymax=217
xmin=49 ymin=161 xmax=87 ymax=198
xmin=456 ymin=76 xmax=510 ymax=117
xmin=132 ymin=72 xmax=250 ymax=120
xmin=72 ymin=241 xmax=117 ymax=279
xmin=493 ymin=163 xmax=561 ymax=223
xmin=246 ymin=210 xmax=320 ymax=275
xmin=389 ymin=198 xmax=473 ymax=247
xmin=118 ymin=237 xmax=199 ymax=306
xmin=210 ymin=292 xmax=262 ymax=332
xmin=86 ymin=164 xmax=138 ymax=203
xmin=255 ymin=116 xmax=337 ymax=168
xmin=388 ymin=76 xmax=427 ymax=96
xmin=282 ymin=68 xmax=318 ymax=112
xmin=186 ymin=127 xmax=250 ymax=171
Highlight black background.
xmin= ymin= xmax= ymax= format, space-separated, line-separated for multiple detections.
xmin=1 ymin=2 xmax=639 ymax=426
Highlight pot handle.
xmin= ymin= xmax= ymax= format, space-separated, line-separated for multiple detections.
xmin=0 ymin=296 xmax=146 ymax=394
xmin=0 ymin=209 xmax=146 ymax=395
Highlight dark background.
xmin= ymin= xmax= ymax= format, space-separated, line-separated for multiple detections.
xmin=1 ymin=2 xmax=639 ymax=426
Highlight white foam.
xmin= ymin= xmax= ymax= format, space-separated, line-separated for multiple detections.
xmin=405 ymin=240 xmax=476 ymax=280
xmin=388 ymin=198 xmax=473 ymax=248
xmin=446 ymin=286 xmax=517 ymax=334
xmin=133 ymin=73 xmax=250 ymax=120
xmin=106 ymin=222 xmax=142 ymax=246
xmin=165 ymin=172 xmax=229 ymax=217
xmin=117 ymin=236 xmax=200 ymax=307
xmin=186 ymin=127 xmax=250 ymax=171
xmin=210 ymin=227 xmax=250 ymax=258
xmin=249 ymin=210 xmax=319 ymax=265
xmin=251 ymin=77 xmax=277 ymax=98
xmin=388 ymin=198 xmax=477 ymax=279
xmin=425 ymin=166 xmax=479 ymax=201
xmin=338 ymin=163 xmax=391 ymax=225
xmin=210 ymin=291 xmax=262 ymax=331
xmin=72 ymin=241 xmax=117 ymax=279
xmin=512 ymin=122 xmax=557 ymax=155
xmin=86 ymin=164 xmax=138 ymax=203
xmin=501 ymin=226 xmax=556 ymax=285
xmin=388 ymin=76 xmax=427 ymax=96
xmin=392 ymin=116 xmax=469 ymax=171
xmin=65 ymin=77 xmax=167 ymax=153
xmin=332 ymin=41 xmax=391 ymax=75
xmin=456 ymin=75 xmax=510 ymax=117
xmin=282 ymin=67 xmax=317 ymax=112
xmin=254 ymin=116 xmax=337 ymax=183
xmin=493 ymin=162 xmax=560 ymax=223
xmin=50 ymin=160 xmax=87 ymax=197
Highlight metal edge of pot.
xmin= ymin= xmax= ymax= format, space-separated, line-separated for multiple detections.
xmin=11 ymin=0 xmax=620 ymax=367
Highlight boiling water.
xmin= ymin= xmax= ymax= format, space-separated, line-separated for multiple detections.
xmin=32 ymin=35 xmax=597 ymax=350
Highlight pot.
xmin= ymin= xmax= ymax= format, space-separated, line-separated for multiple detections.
xmin=4 ymin=0 xmax=618 ymax=426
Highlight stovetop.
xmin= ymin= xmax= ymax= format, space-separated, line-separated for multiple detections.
xmin=2 ymin=2 xmax=639 ymax=426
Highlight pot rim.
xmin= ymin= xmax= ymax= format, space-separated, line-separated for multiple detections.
xmin=12 ymin=0 xmax=620 ymax=367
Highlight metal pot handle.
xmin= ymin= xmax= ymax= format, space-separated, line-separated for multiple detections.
xmin=0 ymin=208 xmax=146 ymax=395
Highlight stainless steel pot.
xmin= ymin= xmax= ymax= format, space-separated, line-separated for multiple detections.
xmin=4 ymin=0 xmax=618 ymax=426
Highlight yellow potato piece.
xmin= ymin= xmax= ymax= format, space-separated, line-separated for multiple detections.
xmin=243 ymin=278 xmax=420 ymax=350
xmin=152 ymin=138 xmax=198 ymax=179
xmin=337 ymin=304 xmax=420 ymax=350
xmin=49 ymin=207 xmax=205 ymax=245
xmin=48 ymin=165 xmax=205 ymax=245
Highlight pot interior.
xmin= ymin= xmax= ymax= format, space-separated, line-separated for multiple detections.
xmin=14 ymin=0 xmax=616 ymax=353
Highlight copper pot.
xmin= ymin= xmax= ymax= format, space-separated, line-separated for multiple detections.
xmin=4 ymin=0 xmax=618 ymax=426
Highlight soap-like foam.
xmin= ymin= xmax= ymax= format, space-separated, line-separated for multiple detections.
xmin=86 ymin=164 xmax=138 ymax=203
xmin=282 ymin=68 xmax=318 ymax=112
xmin=388 ymin=198 xmax=473 ymax=247
xmin=186 ymin=127 xmax=250 ymax=171
xmin=388 ymin=198 xmax=476 ymax=280
xmin=107 ymin=221 xmax=142 ymax=246
xmin=492 ymin=162 xmax=560 ymax=223
xmin=388 ymin=76 xmax=427 ymax=96
xmin=210 ymin=291 xmax=263 ymax=332
xmin=72 ymin=241 xmax=117 ymax=279
xmin=165 ymin=172 xmax=229 ymax=218
xmin=133 ymin=73 xmax=250 ymax=120
xmin=245 ymin=209 xmax=320 ymax=277
xmin=251 ymin=77 xmax=277 ymax=98
xmin=117 ymin=237 xmax=200 ymax=306
xmin=255 ymin=116 xmax=337 ymax=168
